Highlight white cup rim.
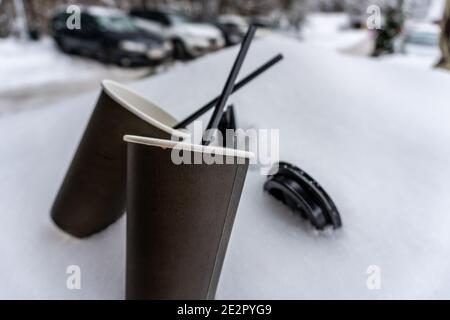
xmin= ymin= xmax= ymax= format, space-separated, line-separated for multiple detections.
xmin=101 ymin=80 xmax=189 ymax=139
xmin=124 ymin=135 xmax=254 ymax=159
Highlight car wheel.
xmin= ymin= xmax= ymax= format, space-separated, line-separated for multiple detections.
xmin=172 ymin=39 xmax=189 ymax=60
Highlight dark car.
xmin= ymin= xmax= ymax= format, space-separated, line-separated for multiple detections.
xmin=50 ymin=6 xmax=173 ymax=67
xmin=212 ymin=15 xmax=249 ymax=46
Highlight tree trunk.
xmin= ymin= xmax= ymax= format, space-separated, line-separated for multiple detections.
xmin=13 ymin=0 xmax=29 ymax=40
xmin=218 ymin=0 xmax=230 ymax=13
xmin=437 ymin=0 xmax=450 ymax=69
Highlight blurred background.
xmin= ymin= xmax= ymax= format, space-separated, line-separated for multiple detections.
xmin=1 ymin=0 xmax=448 ymax=115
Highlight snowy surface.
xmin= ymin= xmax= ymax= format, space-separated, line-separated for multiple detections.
xmin=427 ymin=0 xmax=446 ymax=21
xmin=380 ymin=45 xmax=441 ymax=69
xmin=302 ymin=13 xmax=368 ymax=51
xmin=0 ymin=37 xmax=150 ymax=115
xmin=2 ymin=30 xmax=450 ymax=299
xmin=302 ymin=13 xmax=442 ymax=70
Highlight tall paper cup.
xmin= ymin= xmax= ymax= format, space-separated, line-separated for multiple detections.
xmin=124 ymin=135 xmax=252 ymax=300
xmin=51 ymin=81 xmax=188 ymax=238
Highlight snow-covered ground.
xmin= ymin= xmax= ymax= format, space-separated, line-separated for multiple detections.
xmin=1 ymin=30 xmax=450 ymax=299
xmin=302 ymin=13 xmax=369 ymax=51
xmin=0 ymin=37 xmax=152 ymax=115
xmin=381 ymin=45 xmax=441 ymax=69
xmin=302 ymin=13 xmax=442 ymax=70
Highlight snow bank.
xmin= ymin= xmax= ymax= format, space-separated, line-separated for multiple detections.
xmin=302 ymin=13 xmax=368 ymax=51
xmin=1 ymin=34 xmax=450 ymax=299
xmin=0 ymin=38 xmax=100 ymax=94
xmin=0 ymin=37 xmax=148 ymax=115
xmin=427 ymin=0 xmax=446 ymax=22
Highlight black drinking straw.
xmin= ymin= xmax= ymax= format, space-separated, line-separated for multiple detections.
xmin=174 ymin=53 xmax=283 ymax=129
xmin=202 ymin=25 xmax=257 ymax=146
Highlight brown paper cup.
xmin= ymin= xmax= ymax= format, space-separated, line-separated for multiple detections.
xmin=51 ymin=81 xmax=188 ymax=238
xmin=124 ymin=135 xmax=252 ymax=300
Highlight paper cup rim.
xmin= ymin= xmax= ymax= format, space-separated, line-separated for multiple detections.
xmin=101 ymin=80 xmax=189 ymax=139
xmin=124 ymin=135 xmax=254 ymax=159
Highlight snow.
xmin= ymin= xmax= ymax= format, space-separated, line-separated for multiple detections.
xmin=312 ymin=13 xmax=443 ymax=70
xmin=380 ymin=46 xmax=441 ymax=69
xmin=302 ymin=13 xmax=368 ymax=51
xmin=1 ymin=29 xmax=450 ymax=299
xmin=0 ymin=37 xmax=150 ymax=115
xmin=427 ymin=0 xmax=446 ymax=22
xmin=0 ymin=38 xmax=98 ymax=95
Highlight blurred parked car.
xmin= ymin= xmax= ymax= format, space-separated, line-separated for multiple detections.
xmin=401 ymin=21 xmax=441 ymax=56
xmin=403 ymin=21 xmax=440 ymax=46
xmin=130 ymin=9 xmax=225 ymax=59
xmin=213 ymin=15 xmax=248 ymax=46
xmin=250 ymin=16 xmax=277 ymax=29
xmin=51 ymin=6 xmax=173 ymax=67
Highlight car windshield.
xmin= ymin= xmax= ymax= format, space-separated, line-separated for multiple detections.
xmin=97 ymin=15 xmax=138 ymax=33
xmin=167 ymin=13 xmax=191 ymax=25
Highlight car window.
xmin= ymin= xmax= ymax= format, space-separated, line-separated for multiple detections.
xmin=140 ymin=12 xmax=170 ymax=26
xmin=96 ymin=15 xmax=138 ymax=33
xmin=167 ymin=13 xmax=190 ymax=25
xmin=53 ymin=13 xmax=70 ymax=31
xmin=82 ymin=14 xmax=98 ymax=34
xmin=156 ymin=13 xmax=171 ymax=26
xmin=143 ymin=12 xmax=158 ymax=23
